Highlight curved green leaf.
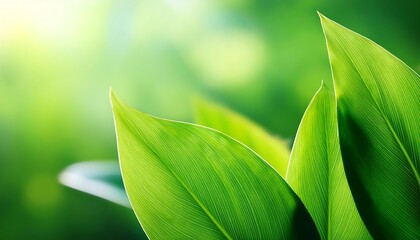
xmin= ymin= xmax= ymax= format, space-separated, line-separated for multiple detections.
xmin=111 ymin=91 xmax=319 ymax=239
xmin=286 ymin=83 xmax=371 ymax=240
xmin=194 ymin=98 xmax=290 ymax=176
xmin=60 ymin=98 xmax=291 ymax=208
xmin=320 ymin=13 xmax=420 ymax=239
xmin=59 ymin=161 xmax=130 ymax=207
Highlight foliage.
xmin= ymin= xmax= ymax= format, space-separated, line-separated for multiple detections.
xmin=320 ymin=14 xmax=420 ymax=239
xmin=111 ymin=91 xmax=317 ymax=239
xmin=64 ymin=13 xmax=419 ymax=239
xmin=286 ymin=83 xmax=371 ymax=239
xmin=194 ymin=97 xmax=290 ymax=177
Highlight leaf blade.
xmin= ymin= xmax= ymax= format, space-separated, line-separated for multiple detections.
xmin=59 ymin=161 xmax=130 ymax=207
xmin=286 ymin=83 xmax=371 ymax=240
xmin=111 ymin=91 xmax=318 ymax=239
xmin=194 ymin=98 xmax=290 ymax=176
xmin=320 ymin=13 xmax=420 ymax=239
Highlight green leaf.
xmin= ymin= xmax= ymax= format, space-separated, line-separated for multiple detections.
xmin=59 ymin=161 xmax=130 ymax=207
xmin=286 ymin=83 xmax=371 ymax=240
xmin=61 ymin=97 xmax=291 ymax=208
xmin=320 ymin=13 xmax=420 ymax=239
xmin=110 ymin=91 xmax=319 ymax=239
xmin=195 ymin=98 xmax=290 ymax=177
xmin=194 ymin=98 xmax=290 ymax=177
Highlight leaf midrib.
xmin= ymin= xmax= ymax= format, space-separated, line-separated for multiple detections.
xmin=332 ymin=35 xmax=420 ymax=186
xmin=121 ymin=107 xmax=234 ymax=240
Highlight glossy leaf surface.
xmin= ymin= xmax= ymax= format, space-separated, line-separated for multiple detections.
xmin=320 ymin=14 xmax=420 ymax=239
xmin=111 ymin=91 xmax=318 ymax=239
xmin=287 ymin=84 xmax=371 ymax=240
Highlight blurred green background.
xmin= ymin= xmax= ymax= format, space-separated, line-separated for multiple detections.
xmin=0 ymin=0 xmax=418 ymax=239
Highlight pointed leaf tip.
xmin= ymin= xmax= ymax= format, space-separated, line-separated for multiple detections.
xmin=320 ymin=80 xmax=327 ymax=89
xmin=317 ymin=11 xmax=325 ymax=19
xmin=317 ymin=12 xmax=329 ymax=25
xmin=109 ymin=88 xmax=118 ymax=106
xmin=109 ymin=90 xmax=127 ymax=112
xmin=317 ymin=81 xmax=332 ymax=95
xmin=318 ymin=13 xmax=342 ymax=35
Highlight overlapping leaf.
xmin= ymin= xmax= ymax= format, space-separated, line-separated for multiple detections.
xmin=194 ymin=98 xmax=290 ymax=176
xmin=286 ymin=83 xmax=371 ymax=239
xmin=320 ymin=14 xmax=420 ymax=239
xmin=111 ymin=91 xmax=318 ymax=239
xmin=60 ymin=97 xmax=291 ymax=207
